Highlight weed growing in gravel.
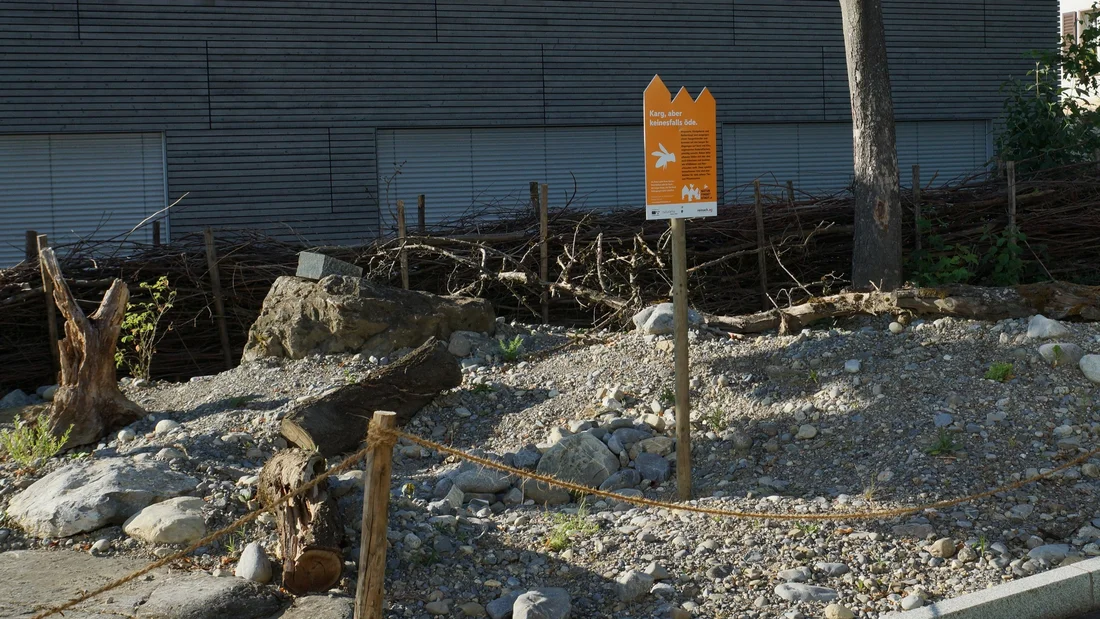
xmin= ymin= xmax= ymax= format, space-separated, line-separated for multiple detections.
xmin=659 ymin=386 xmax=675 ymax=406
xmin=544 ymin=501 xmax=598 ymax=551
xmin=976 ymin=535 xmax=988 ymax=557
xmin=926 ymin=429 xmax=961 ymax=456
xmin=808 ymin=369 xmax=820 ymax=386
xmin=984 ymin=362 xmax=1015 ymax=382
xmin=702 ymin=409 xmax=726 ymax=434
xmin=115 ymin=276 xmax=176 ymax=380
xmin=499 ymin=336 xmax=525 ymax=362
xmin=0 ymin=415 xmax=72 ymax=469
xmin=795 ymin=522 xmax=820 ymax=536
xmin=469 ymin=383 xmax=495 ymax=394
xmin=226 ymin=395 xmax=258 ymax=408
xmin=861 ymin=476 xmax=880 ymax=502
xmin=343 ymin=368 xmax=358 ymax=384
xmin=224 ymin=530 xmax=246 ymax=556
xmin=1051 ymin=344 xmax=1066 ymax=367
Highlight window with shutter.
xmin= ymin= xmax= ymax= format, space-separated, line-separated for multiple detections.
xmin=1064 ymin=11 xmax=1079 ymax=53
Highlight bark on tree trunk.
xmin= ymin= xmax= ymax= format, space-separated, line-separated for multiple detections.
xmin=840 ymin=0 xmax=903 ymax=291
xmin=280 ymin=338 xmax=462 ymax=457
xmin=257 ymin=449 xmax=343 ymax=595
xmin=705 ymin=282 xmax=1100 ymax=334
xmin=39 ymin=248 xmax=143 ymax=447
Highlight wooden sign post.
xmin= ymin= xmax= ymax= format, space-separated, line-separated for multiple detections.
xmin=643 ymin=75 xmax=717 ymax=500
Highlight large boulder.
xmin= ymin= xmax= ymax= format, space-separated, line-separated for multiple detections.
xmin=243 ymin=275 xmax=495 ymax=361
xmin=536 ymin=432 xmax=620 ymax=489
xmin=6 ymin=458 xmax=198 ymax=538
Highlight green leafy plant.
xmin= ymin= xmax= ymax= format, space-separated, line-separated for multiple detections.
xmin=702 ymin=409 xmax=726 ymax=434
xmin=795 ymin=522 xmax=820 ymax=536
xmin=908 ymin=218 xmax=979 ymax=286
xmin=226 ymin=395 xmax=258 ymax=408
xmin=544 ymin=501 xmax=598 ymax=551
xmin=343 ymin=368 xmax=358 ymax=385
xmin=659 ymin=386 xmax=675 ymax=406
xmin=808 ymin=369 xmax=820 ymax=386
xmin=980 ymin=226 xmax=1028 ymax=286
xmin=0 ymin=414 xmax=72 ymax=469
xmin=984 ymin=362 xmax=1015 ymax=382
xmin=469 ymin=382 xmax=495 ymax=395
xmin=926 ymin=428 xmax=960 ymax=456
xmin=1051 ymin=344 xmax=1066 ymax=367
xmin=498 ymin=336 xmax=525 ymax=362
xmin=115 ymin=276 xmax=176 ymax=380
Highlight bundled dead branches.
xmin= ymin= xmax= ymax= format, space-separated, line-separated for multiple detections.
xmin=3 ymin=162 xmax=1099 ymax=392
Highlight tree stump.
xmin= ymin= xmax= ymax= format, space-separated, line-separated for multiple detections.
xmin=39 ymin=248 xmax=143 ymax=447
xmin=281 ymin=338 xmax=462 ymax=457
xmin=257 ymin=449 xmax=343 ymax=594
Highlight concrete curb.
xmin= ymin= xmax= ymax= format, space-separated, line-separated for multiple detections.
xmin=889 ymin=556 xmax=1100 ymax=619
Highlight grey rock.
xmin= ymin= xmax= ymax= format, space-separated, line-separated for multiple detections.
xmin=598 ymin=469 xmax=641 ymax=492
xmin=124 ymin=497 xmax=206 ymax=545
xmin=274 ymin=596 xmax=354 ymax=619
xmin=644 ymin=561 xmax=671 ymax=581
xmin=1028 ymin=544 xmax=1072 ymax=563
xmin=616 ymin=569 xmax=655 ymax=602
xmin=487 ymin=591 xmax=524 ymax=619
xmin=520 ymin=479 xmax=571 ymax=506
xmin=447 ymin=330 xmax=482 ymax=357
xmin=633 ymin=453 xmax=671 ymax=483
xmin=242 ymin=275 xmax=495 ymax=361
xmin=844 ymin=359 xmax=861 ymax=373
xmin=1009 ymin=503 xmax=1035 ymax=521
xmin=1028 ymin=314 xmax=1070 ymax=339
xmin=42 ymin=385 xmax=59 ymax=402
xmin=154 ymin=420 xmax=180 ymax=436
xmin=7 ymin=458 xmax=198 ymax=538
xmin=891 ymin=523 xmax=934 ymax=539
xmin=900 ymin=594 xmax=924 ymax=611
xmin=928 ymin=538 xmax=956 ymax=559
xmin=774 ymin=583 xmax=838 ymax=603
xmin=0 ymin=389 xmax=34 ymax=409
xmin=933 ymin=413 xmax=954 ymax=428
xmin=1039 ymin=342 xmax=1085 ymax=366
xmin=536 ymin=432 xmax=619 ymax=488
xmin=426 ymin=601 xmax=450 ymax=615
xmin=777 ymin=567 xmax=812 ymax=583
xmin=234 ymin=542 xmax=272 ymax=583
xmin=454 ymin=468 xmax=513 ymax=494
xmin=513 ymin=587 xmax=571 ymax=619
xmin=513 ymin=445 xmax=542 ymax=470
xmin=794 ymin=424 xmax=817 ymax=440
xmin=632 ymin=303 xmax=704 ymax=336
xmin=137 ymin=573 xmax=280 ymax=619
xmin=295 ymin=251 xmax=363 ymax=281
xmin=1081 ymin=355 xmax=1100 ymax=384
xmin=814 ymin=562 xmax=849 ymax=577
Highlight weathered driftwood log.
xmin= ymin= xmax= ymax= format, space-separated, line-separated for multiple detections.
xmin=257 ymin=449 xmax=343 ymax=594
xmin=706 ymin=282 xmax=1100 ymax=335
xmin=39 ymin=248 xmax=143 ymax=447
xmin=280 ymin=338 xmax=461 ymax=457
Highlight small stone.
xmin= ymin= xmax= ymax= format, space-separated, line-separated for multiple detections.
xmin=153 ymin=420 xmax=180 ymax=436
xmin=824 ymin=603 xmax=856 ymax=619
xmin=777 ymin=567 xmax=812 ymax=583
xmin=426 ymin=601 xmax=449 ymax=615
xmin=633 ymin=452 xmax=671 ymax=483
xmin=486 ymin=591 xmax=523 ymax=619
xmin=403 ymin=533 xmax=423 ymax=550
xmin=91 ymin=538 xmax=112 ymax=554
xmin=901 ymin=594 xmax=924 ymax=610
xmin=155 ymin=447 xmax=185 ymax=462
xmin=933 ymin=413 xmax=953 ymax=428
xmin=123 ymin=496 xmax=206 ymax=544
xmin=616 ymin=569 xmax=654 ymax=602
xmin=1081 ymin=355 xmax=1100 ymax=384
xmin=795 ymin=424 xmax=817 ymax=440
xmin=512 ymin=588 xmax=571 ymax=619
xmin=1009 ymin=504 xmax=1034 ymax=521
xmin=643 ymin=561 xmax=671 ymax=581
xmin=459 ymin=601 xmax=486 ymax=617
xmin=0 ymin=389 xmax=34 ymax=409
xmin=1083 ymin=463 xmax=1100 ymax=478
xmin=513 ymin=445 xmax=542 ymax=470
xmin=815 ymin=562 xmax=849 ymax=577
xmin=774 ymin=583 xmax=837 ymax=603
xmin=1028 ymin=315 xmax=1070 ymax=340
xmin=117 ymin=429 xmax=136 ymax=443
xmin=888 ymin=322 xmax=904 ymax=334
xmin=928 ymin=538 xmax=957 ymax=559
xmin=234 ymin=542 xmax=272 ymax=583
xmin=1028 ymin=544 xmax=1072 ymax=563
xmin=844 ymin=359 xmax=861 ymax=373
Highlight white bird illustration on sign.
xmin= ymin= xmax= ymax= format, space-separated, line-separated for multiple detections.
xmin=651 ymin=143 xmax=676 ymax=169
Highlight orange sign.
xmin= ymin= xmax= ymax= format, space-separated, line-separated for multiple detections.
xmin=644 ymin=75 xmax=717 ymax=220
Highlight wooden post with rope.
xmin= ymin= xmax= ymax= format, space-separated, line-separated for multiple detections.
xmin=355 ymin=411 xmax=398 ymax=619
xmin=36 ymin=235 xmax=60 ymax=372
xmin=670 ymin=218 xmax=692 ymax=500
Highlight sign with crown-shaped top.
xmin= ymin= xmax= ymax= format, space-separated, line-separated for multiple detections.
xmin=643 ymin=75 xmax=717 ymax=220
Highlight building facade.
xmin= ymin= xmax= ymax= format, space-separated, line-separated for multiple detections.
xmin=0 ymin=1 xmax=1056 ymax=266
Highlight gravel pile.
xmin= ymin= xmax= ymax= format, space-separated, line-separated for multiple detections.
xmin=3 ymin=313 xmax=1100 ymax=619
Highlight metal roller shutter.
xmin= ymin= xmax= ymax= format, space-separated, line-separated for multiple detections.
xmin=0 ymin=132 xmax=166 ymax=268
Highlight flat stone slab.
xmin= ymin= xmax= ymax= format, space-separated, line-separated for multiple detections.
xmin=0 ymin=550 xmax=162 ymax=618
xmin=269 ymin=595 xmax=353 ymax=619
xmin=295 ymin=252 xmax=363 ymax=281
xmin=137 ymin=573 xmax=281 ymax=619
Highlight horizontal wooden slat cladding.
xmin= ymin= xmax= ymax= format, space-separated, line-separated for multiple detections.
xmin=78 ymin=0 xmax=436 ymax=42
xmin=0 ymin=2 xmax=78 ymax=40
xmin=0 ymin=40 xmax=209 ymax=133
xmin=167 ymin=129 xmax=366 ymax=244
xmin=437 ymin=0 xmax=733 ymax=45
xmin=985 ymin=0 xmax=1059 ymax=49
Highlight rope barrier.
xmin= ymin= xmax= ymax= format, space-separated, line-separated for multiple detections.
xmin=26 ymin=423 xmax=1100 ymax=618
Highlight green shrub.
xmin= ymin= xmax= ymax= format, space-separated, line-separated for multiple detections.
xmin=0 ymin=415 xmax=72 ymax=469
xmin=115 ymin=276 xmax=176 ymax=380
xmin=498 ymin=336 xmax=524 ymax=362
xmin=984 ymin=362 xmax=1015 ymax=382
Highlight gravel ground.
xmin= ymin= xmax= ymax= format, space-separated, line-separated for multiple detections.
xmin=4 ymin=313 xmax=1100 ymax=619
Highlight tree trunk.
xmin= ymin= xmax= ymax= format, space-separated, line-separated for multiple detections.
xmin=705 ymin=281 xmax=1100 ymax=334
xmin=257 ymin=449 xmax=343 ymax=595
xmin=280 ymin=338 xmax=462 ymax=457
xmin=39 ymin=248 xmax=143 ymax=447
xmin=840 ymin=0 xmax=903 ymax=291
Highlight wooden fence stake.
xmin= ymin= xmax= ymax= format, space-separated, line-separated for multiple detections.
xmin=1007 ymin=160 xmax=1017 ymax=251
xmin=354 ymin=410 xmax=397 ymax=619
xmin=152 ymin=221 xmax=162 ymax=247
xmin=396 ymin=200 xmax=409 ymax=290
xmin=203 ymin=228 xmax=234 ymax=371
xmin=417 ymin=194 xmax=426 ymax=236
xmin=25 ymin=230 xmax=38 ymax=263
xmin=36 ymin=234 xmax=60 ymax=372
xmin=913 ymin=164 xmax=922 ymax=253
xmin=786 ymin=180 xmax=795 ymax=206
xmin=539 ymin=183 xmax=549 ymax=325
xmin=753 ymin=180 xmax=769 ymax=310
xmin=670 ymin=218 xmax=692 ymax=500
